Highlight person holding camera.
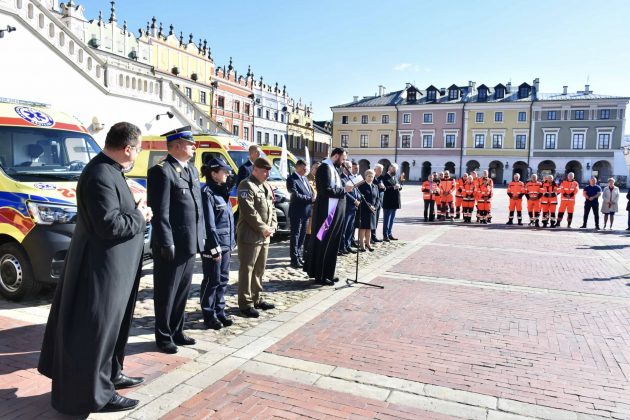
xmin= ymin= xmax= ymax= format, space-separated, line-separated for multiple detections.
xmin=200 ymin=158 xmax=236 ymax=330
xmin=236 ymin=157 xmax=278 ymax=318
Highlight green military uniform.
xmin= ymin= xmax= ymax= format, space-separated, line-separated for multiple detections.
xmin=237 ymin=174 xmax=277 ymax=309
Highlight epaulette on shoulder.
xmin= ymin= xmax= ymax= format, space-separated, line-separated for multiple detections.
xmin=157 ymin=161 xmax=165 ymax=167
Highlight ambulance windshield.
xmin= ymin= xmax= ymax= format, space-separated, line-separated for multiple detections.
xmin=0 ymin=126 xmax=101 ymax=181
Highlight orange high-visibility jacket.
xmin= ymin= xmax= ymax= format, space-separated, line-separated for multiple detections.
xmin=541 ymin=180 xmax=558 ymax=204
xmin=455 ymin=177 xmax=465 ymax=198
xmin=439 ymin=177 xmax=456 ymax=198
xmin=558 ymin=180 xmax=579 ymax=201
xmin=507 ymin=181 xmax=525 ymax=199
xmin=421 ymin=180 xmax=432 ymax=200
xmin=475 ymin=182 xmax=493 ymax=202
xmin=525 ymin=181 xmax=543 ymax=200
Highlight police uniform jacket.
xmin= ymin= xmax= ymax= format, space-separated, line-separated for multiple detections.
xmin=202 ymin=180 xmax=235 ymax=257
xmin=147 ymin=154 xmax=205 ymax=255
xmin=237 ymin=175 xmax=277 ymax=245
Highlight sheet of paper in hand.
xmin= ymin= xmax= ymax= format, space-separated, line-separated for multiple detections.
xmin=345 ymin=174 xmax=365 ymax=187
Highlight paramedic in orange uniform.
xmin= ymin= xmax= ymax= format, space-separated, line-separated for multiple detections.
xmin=540 ymin=174 xmax=559 ymax=227
xmin=439 ymin=170 xmax=456 ymax=220
xmin=435 ymin=172 xmax=444 ymax=220
xmin=557 ymin=172 xmax=580 ymax=228
xmin=422 ymin=175 xmax=435 ymax=222
xmin=506 ymin=173 xmax=525 ymax=225
xmin=454 ymin=173 xmax=467 ymax=219
xmin=475 ymin=176 xmax=493 ymax=224
xmin=525 ymin=174 xmax=543 ymax=227
xmin=462 ymin=175 xmax=476 ymax=223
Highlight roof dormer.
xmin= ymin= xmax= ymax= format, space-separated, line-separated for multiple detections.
xmin=477 ymin=84 xmax=489 ymax=102
xmin=494 ymin=83 xmax=506 ymax=99
xmin=448 ymin=84 xmax=460 ymax=100
xmin=426 ymin=85 xmax=439 ymax=102
xmin=406 ymin=85 xmax=421 ymax=102
xmin=518 ymin=83 xmax=531 ymax=99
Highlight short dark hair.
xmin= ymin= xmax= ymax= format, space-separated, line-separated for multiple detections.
xmin=295 ymin=159 xmax=306 ymax=167
xmin=105 ymin=122 xmax=141 ymax=150
xmin=330 ymin=147 xmax=346 ymax=157
xmin=351 ymin=160 xmax=358 ymax=166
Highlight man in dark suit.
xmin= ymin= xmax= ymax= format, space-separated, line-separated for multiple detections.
xmin=286 ymin=159 xmax=314 ymax=268
xmin=340 ymin=161 xmax=360 ymax=255
xmin=235 ymin=144 xmax=261 ymax=188
xmin=39 ymin=122 xmax=152 ymax=415
xmin=147 ymin=126 xmax=205 ymax=354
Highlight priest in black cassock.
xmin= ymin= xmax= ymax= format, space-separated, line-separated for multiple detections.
xmin=304 ymin=148 xmax=353 ymax=285
xmin=38 ymin=122 xmax=153 ymax=415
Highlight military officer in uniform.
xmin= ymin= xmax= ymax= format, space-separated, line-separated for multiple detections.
xmin=237 ymin=157 xmax=278 ymax=318
xmin=147 ymin=126 xmax=205 ymax=354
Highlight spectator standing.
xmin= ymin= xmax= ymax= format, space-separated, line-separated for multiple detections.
xmin=381 ymin=163 xmax=402 ymax=241
xmin=286 ymin=159 xmax=314 ymax=268
xmin=580 ymin=176 xmax=602 ymax=230
xmin=340 ymin=161 xmax=360 ymax=255
xmin=371 ymin=163 xmax=385 ymax=242
xmin=356 ymin=169 xmax=379 ymax=251
xmin=601 ymin=177 xmax=620 ymax=230
xmin=235 ymin=144 xmax=262 ymax=188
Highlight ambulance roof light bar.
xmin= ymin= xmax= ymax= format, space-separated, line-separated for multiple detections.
xmin=0 ymin=97 xmax=50 ymax=107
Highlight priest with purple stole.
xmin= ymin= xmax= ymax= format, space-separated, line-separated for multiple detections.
xmin=304 ymin=148 xmax=353 ymax=285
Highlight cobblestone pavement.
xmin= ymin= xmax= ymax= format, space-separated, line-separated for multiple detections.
xmin=1 ymin=186 xmax=629 ymax=419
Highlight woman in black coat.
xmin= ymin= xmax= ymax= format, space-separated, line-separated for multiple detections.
xmin=356 ymin=169 xmax=379 ymax=251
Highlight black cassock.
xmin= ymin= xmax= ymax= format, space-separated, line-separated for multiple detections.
xmin=304 ymin=161 xmax=346 ymax=281
xmin=38 ymin=152 xmax=146 ymax=415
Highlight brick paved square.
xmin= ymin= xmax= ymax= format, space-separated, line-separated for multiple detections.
xmin=268 ymin=278 xmax=630 ymax=418
xmin=0 ymin=315 xmax=189 ymax=418
xmin=162 ymin=370 xmax=460 ymax=419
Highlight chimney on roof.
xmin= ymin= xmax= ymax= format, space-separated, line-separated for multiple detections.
xmin=378 ymin=85 xmax=386 ymax=96
xmin=468 ymin=80 xmax=476 ymax=92
xmin=562 ymin=86 xmax=568 ymax=95
xmin=506 ymin=82 xmax=512 ymax=93
xmin=584 ymin=84 xmax=591 ymax=94
xmin=533 ymin=78 xmax=540 ymax=94
xmin=440 ymin=87 xmax=446 ymax=96
xmin=353 ymin=96 xmax=359 ymax=102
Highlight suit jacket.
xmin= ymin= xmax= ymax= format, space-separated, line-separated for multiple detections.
xmin=287 ymin=172 xmax=313 ymax=219
xmin=342 ymin=173 xmax=361 ymax=211
xmin=381 ymin=172 xmax=402 ymax=209
xmin=147 ymin=154 xmax=205 ymax=255
xmin=235 ymin=160 xmax=253 ymax=190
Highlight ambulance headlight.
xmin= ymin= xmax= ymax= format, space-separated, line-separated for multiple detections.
xmin=27 ymin=201 xmax=78 ymax=225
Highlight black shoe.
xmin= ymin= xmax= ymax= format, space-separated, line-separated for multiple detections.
xmin=595 ymin=226 xmax=600 ymax=230
xmin=372 ymin=237 xmax=382 ymax=243
xmin=517 ymin=221 xmax=523 ymax=226
xmin=157 ymin=342 xmax=178 ymax=354
xmin=388 ymin=236 xmax=399 ymax=240
xmin=112 ymin=373 xmax=144 ymax=390
xmin=506 ymin=220 xmax=513 ymax=225
xmin=337 ymin=250 xmax=344 ymax=256
xmin=383 ymin=237 xmax=390 ymax=242
xmin=290 ymin=261 xmax=303 ymax=269
xmin=97 ymin=393 xmax=139 ymax=413
xmin=217 ymin=315 xmax=233 ymax=327
xmin=331 ymin=277 xmax=340 ymax=283
xmin=535 ymin=222 xmax=540 ymax=227
xmin=297 ymin=258 xmax=305 ymax=266
xmin=254 ymin=301 xmax=275 ymax=310
xmin=204 ymin=317 xmax=223 ymax=330
xmin=318 ymin=278 xmax=334 ymax=286
xmin=241 ymin=307 xmax=260 ymax=318
xmin=173 ymin=334 xmax=196 ymax=346
xmin=580 ymin=225 xmax=587 ymax=229
xmin=346 ymin=248 xmax=358 ymax=254
xmin=351 ymin=241 xmax=358 ymax=247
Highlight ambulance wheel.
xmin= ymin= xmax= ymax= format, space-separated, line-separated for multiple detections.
xmin=0 ymin=243 xmax=40 ymax=301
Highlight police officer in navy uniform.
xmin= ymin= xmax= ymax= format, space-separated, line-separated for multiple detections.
xmin=147 ymin=126 xmax=205 ymax=354
xmin=200 ymin=158 xmax=235 ymax=330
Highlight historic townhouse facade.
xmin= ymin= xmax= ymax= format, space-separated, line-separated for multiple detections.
xmin=532 ymin=87 xmax=628 ymax=183
xmin=332 ymin=81 xmax=629 ymax=184
xmin=286 ymin=99 xmax=314 ymax=160
xmin=252 ymin=80 xmax=289 ymax=147
xmin=331 ymin=88 xmax=400 ymax=175
xmin=313 ymin=121 xmax=332 ymax=161
xmin=464 ymin=81 xmax=535 ymax=184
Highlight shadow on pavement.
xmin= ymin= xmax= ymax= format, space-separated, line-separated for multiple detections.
xmin=0 ymin=323 xmax=45 ymax=374
xmin=583 ymin=273 xmax=630 ymax=282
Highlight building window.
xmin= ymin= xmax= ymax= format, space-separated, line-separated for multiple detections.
xmin=598 ymin=133 xmax=611 ymax=149
xmin=544 ymin=133 xmax=556 ymax=149
xmin=380 ymin=134 xmax=389 ymax=148
xmin=185 ymin=87 xmax=192 ymax=99
xmin=599 ymin=109 xmax=611 ymax=119
xmin=422 ymin=134 xmax=433 ymax=148
xmin=234 ymin=101 xmax=240 ymax=113
xmin=401 ymin=135 xmax=411 ymax=148
xmin=515 ymin=134 xmax=526 ymax=149
xmin=423 ymin=113 xmax=433 ymax=124
xmin=474 ymin=134 xmax=485 ymax=148
xmin=257 ymin=107 xmax=262 ymax=117
xmin=449 ymin=89 xmax=458 ymax=100
xmin=403 ymin=113 xmax=411 ymax=124
xmin=518 ymin=112 xmax=527 ymax=122
xmin=342 ymin=115 xmax=348 ymax=124
xmin=382 ymin=115 xmax=389 ymax=124
xmin=217 ymin=96 xmax=225 ymax=109
xmin=547 ymin=111 xmax=557 ymax=120
xmin=360 ymin=135 xmax=369 ymax=148
xmin=273 ymin=134 xmax=277 ymax=145
xmin=233 ymin=125 xmax=239 ymax=136
xmin=447 ymin=112 xmax=455 ymax=123
xmin=427 ymin=90 xmax=436 ymax=101
xmin=574 ymin=110 xmax=585 ymax=120
xmin=475 ymin=112 xmax=484 ymax=123
xmin=445 ymin=134 xmax=456 ymax=148
xmin=281 ymin=114 xmax=285 ymax=123
xmin=494 ymin=112 xmax=503 ymax=122
xmin=361 ymin=115 xmax=368 ymax=124
xmin=200 ymin=91 xmax=207 ymax=104
xmin=244 ymin=127 xmax=249 ymax=142
xmin=244 ymin=104 xmax=250 ymax=115
xmin=257 ymin=131 xmax=262 ymax=144
xmin=266 ymin=110 xmax=270 ymax=119
xmin=572 ymin=133 xmax=584 ymax=149
xmin=264 ymin=132 xmax=269 ymax=144
xmin=274 ymin=112 xmax=278 ymax=121
xmin=492 ymin=134 xmax=503 ymax=149
xmin=341 ymin=134 xmax=349 ymax=148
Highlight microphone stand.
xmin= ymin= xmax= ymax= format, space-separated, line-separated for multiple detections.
xmin=336 ymin=167 xmax=384 ymax=291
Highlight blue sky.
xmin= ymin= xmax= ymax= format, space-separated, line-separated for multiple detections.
xmin=75 ymin=0 xmax=630 ymax=128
